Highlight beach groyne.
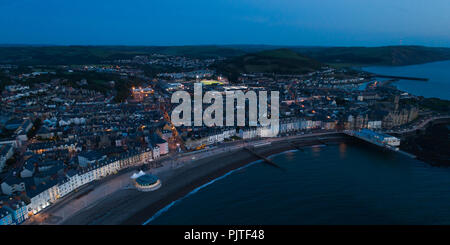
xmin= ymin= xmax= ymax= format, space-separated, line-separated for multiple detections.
xmin=60 ymin=133 xmax=350 ymax=225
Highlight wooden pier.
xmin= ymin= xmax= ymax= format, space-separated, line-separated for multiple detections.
xmin=316 ymin=138 xmax=328 ymax=146
xmin=243 ymin=146 xmax=283 ymax=169
xmin=288 ymin=141 xmax=305 ymax=151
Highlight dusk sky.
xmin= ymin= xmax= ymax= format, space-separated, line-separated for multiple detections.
xmin=1 ymin=0 xmax=449 ymax=46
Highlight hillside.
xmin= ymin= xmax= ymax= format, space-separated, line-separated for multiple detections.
xmin=0 ymin=45 xmax=245 ymax=65
xmin=224 ymin=45 xmax=450 ymax=66
xmin=214 ymin=48 xmax=323 ymax=79
xmin=292 ymin=46 xmax=450 ymax=66
xmin=0 ymin=44 xmax=449 ymax=67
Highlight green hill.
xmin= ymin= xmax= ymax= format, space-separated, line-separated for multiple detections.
xmin=224 ymin=45 xmax=450 ymax=66
xmin=1 ymin=44 xmax=449 ymax=67
xmin=292 ymin=46 xmax=450 ymax=66
xmin=0 ymin=45 xmax=246 ymax=65
xmin=214 ymin=48 xmax=323 ymax=79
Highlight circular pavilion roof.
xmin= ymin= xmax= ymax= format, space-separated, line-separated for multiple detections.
xmin=135 ymin=174 xmax=159 ymax=186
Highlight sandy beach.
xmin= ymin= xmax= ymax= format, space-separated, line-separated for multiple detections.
xmin=56 ymin=132 xmax=347 ymax=225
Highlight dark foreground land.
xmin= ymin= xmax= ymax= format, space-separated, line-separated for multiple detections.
xmin=400 ymin=122 xmax=450 ymax=166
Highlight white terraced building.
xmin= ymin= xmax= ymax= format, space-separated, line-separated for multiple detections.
xmin=26 ymin=149 xmax=154 ymax=214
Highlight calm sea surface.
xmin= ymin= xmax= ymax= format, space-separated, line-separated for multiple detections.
xmin=147 ymin=143 xmax=450 ymax=225
xmin=362 ymin=60 xmax=450 ymax=100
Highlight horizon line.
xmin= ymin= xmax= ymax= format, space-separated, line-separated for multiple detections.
xmin=0 ymin=43 xmax=448 ymax=48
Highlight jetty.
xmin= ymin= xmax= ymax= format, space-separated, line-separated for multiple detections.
xmin=316 ymin=138 xmax=329 ymax=146
xmin=288 ymin=141 xmax=305 ymax=151
xmin=243 ymin=146 xmax=283 ymax=169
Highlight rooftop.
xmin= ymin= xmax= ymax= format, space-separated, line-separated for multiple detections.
xmin=135 ymin=174 xmax=159 ymax=186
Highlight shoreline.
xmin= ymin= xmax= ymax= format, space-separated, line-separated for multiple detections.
xmin=127 ymin=141 xmax=297 ymax=225
xmin=142 ymin=159 xmax=263 ymax=225
xmin=61 ymin=133 xmax=347 ymax=225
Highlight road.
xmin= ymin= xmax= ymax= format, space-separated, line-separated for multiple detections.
xmin=23 ymin=130 xmax=340 ymax=225
xmin=22 ymin=113 xmax=450 ymax=225
xmin=383 ymin=115 xmax=450 ymax=134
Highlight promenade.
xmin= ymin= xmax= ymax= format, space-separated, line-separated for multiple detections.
xmin=24 ymin=131 xmax=341 ymax=225
xmin=383 ymin=115 xmax=450 ymax=134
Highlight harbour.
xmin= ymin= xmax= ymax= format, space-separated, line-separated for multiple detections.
xmin=363 ymin=60 xmax=450 ymax=100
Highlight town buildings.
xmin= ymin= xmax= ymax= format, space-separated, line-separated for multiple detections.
xmin=0 ymin=53 xmax=430 ymax=225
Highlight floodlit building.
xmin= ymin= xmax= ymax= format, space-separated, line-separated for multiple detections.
xmin=357 ymin=129 xmax=401 ymax=147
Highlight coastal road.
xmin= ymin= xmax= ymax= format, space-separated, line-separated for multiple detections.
xmin=62 ymin=132 xmax=348 ymax=225
xmin=23 ymin=131 xmax=342 ymax=225
xmin=384 ymin=115 xmax=450 ymax=134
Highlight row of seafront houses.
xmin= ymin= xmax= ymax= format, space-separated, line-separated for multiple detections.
xmin=184 ymin=118 xmax=335 ymax=150
xmin=0 ymin=117 xmax=328 ymax=224
xmin=0 ymin=143 xmax=166 ymax=225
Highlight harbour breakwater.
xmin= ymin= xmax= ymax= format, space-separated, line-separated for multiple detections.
xmin=371 ymin=74 xmax=429 ymax=81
